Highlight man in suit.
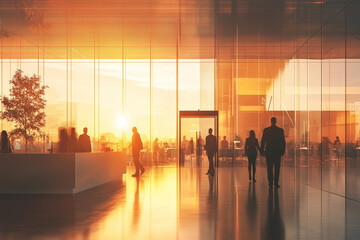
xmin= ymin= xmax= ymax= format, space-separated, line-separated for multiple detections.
xmin=261 ymin=117 xmax=286 ymax=188
xmin=132 ymin=127 xmax=145 ymax=177
xmin=77 ymin=127 xmax=91 ymax=152
xmin=205 ymin=128 xmax=217 ymax=176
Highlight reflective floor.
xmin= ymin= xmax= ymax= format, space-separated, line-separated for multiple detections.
xmin=0 ymin=166 xmax=359 ymax=240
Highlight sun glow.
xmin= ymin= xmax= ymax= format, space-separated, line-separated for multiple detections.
xmin=116 ymin=115 xmax=128 ymax=130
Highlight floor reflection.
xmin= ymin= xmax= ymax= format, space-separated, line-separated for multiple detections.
xmin=0 ymin=180 xmax=125 ymax=239
xmin=132 ymin=177 xmax=142 ymax=229
xmin=0 ymin=166 xmax=359 ymax=239
xmin=246 ymin=183 xmax=257 ymax=234
xmin=261 ymin=190 xmax=285 ymax=240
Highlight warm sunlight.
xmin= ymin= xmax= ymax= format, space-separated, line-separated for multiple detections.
xmin=116 ymin=115 xmax=128 ymax=130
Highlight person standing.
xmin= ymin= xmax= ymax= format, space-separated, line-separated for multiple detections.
xmin=245 ymin=130 xmax=261 ymax=182
xmin=69 ymin=127 xmax=78 ymax=152
xmin=1 ymin=130 xmax=12 ymax=153
xmin=261 ymin=117 xmax=286 ymax=189
xmin=334 ymin=136 xmax=341 ymax=162
xmin=153 ymin=138 xmax=159 ymax=163
xmin=188 ymin=137 xmax=194 ymax=155
xmin=220 ymin=136 xmax=229 ymax=160
xmin=77 ymin=127 xmax=91 ymax=152
xmin=132 ymin=127 xmax=145 ymax=177
xmin=205 ymin=128 xmax=217 ymax=176
xmin=58 ymin=127 xmax=69 ymax=152
xmin=220 ymin=136 xmax=229 ymax=150
xmin=196 ymin=134 xmax=203 ymax=166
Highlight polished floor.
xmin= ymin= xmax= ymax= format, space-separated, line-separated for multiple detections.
xmin=0 ymin=166 xmax=359 ymax=240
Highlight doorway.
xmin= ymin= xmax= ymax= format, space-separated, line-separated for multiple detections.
xmin=179 ymin=110 xmax=219 ymax=168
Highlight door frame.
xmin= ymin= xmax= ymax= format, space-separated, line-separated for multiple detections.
xmin=179 ymin=110 xmax=219 ymax=167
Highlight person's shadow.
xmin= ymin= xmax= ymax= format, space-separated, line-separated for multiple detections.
xmin=261 ymin=190 xmax=285 ymax=240
xmin=203 ymin=175 xmax=218 ymax=239
xmin=246 ymin=183 xmax=258 ymax=232
xmin=132 ymin=177 xmax=143 ymax=228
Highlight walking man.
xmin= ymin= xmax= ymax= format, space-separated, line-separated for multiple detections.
xmin=132 ymin=127 xmax=145 ymax=177
xmin=205 ymin=128 xmax=217 ymax=176
xmin=261 ymin=117 xmax=286 ymax=189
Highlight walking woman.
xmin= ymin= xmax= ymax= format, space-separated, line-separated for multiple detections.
xmin=245 ymin=130 xmax=261 ymax=182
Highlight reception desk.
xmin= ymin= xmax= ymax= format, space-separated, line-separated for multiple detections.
xmin=0 ymin=152 xmax=127 ymax=194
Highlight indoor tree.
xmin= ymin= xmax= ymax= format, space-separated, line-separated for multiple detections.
xmin=0 ymin=69 xmax=48 ymax=152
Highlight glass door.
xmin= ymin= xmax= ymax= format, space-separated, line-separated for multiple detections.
xmin=179 ymin=111 xmax=218 ymax=168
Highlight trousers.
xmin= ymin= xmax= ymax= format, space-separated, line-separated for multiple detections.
xmin=266 ymin=155 xmax=281 ymax=186
xmin=247 ymin=154 xmax=256 ymax=178
xmin=207 ymin=152 xmax=215 ymax=173
xmin=133 ymin=152 xmax=144 ymax=174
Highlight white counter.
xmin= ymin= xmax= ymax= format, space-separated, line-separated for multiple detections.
xmin=0 ymin=152 xmax=127 ymax=194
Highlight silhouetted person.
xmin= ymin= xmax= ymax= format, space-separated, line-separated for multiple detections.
xmin=1 ymin=130 xmax=12 ymax=153
xmin=184 ymin=136 xmax=189 ymax=153
xmin=334 ymin=136 xmax=341 ymax=161
xmin=153 ymin=138 xmax=159 ymax=162
xmin=220 ymin=136 xmax=229 ymax=160
xmin=205 ymin=128 xmax=217 ymax=176
xmin=180 ymin=136 xmax=187 ymax=166
xmin=188 ymin=137 xmax=194 ymax=155
xmin=196 ymin=134 xmax=203 ymax=165
xmin=132 ymin=127 xmax=145 ymax=177
xmin=261 ymin=117 xmax=286 ymax=188
xmin=245 ymin=130 xmax=261 ymax=182
xmin=69 ymin=127 xmax=78 ymax=152
xmin=77 ymin=127 xmax=91 ymax=152
xmin=321 ymin=136 xmax=331 ymax=160
xmin=58 ymin=127 xmax=69 ymax=152
xmin=220 ymin=136 xmax=229 ymax=150
xmin=261 ymin=189 xmax=285 ymax=240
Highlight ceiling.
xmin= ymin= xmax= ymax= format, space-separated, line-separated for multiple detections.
xmin=0 ymin=0 xmax=359 ymax=59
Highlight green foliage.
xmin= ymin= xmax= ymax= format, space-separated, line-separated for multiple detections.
xmin=0 ymin=69 xmax=48 ymax=152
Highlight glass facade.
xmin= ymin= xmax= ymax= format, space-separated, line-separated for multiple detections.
xmin=1 ymin=0 xmax=360 ymax=201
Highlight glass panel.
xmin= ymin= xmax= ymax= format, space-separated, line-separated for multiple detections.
xmin=43 ymin=60 xmax=68 ymax=153
xmin=321 ymin=9 xmax=346 ymax=196
xmin=179 ymin=60 xmax=201 ymax=111
xmin=72 ymin=61 xmax=95 ymax=151
xmin=98 ymin=60 xmax=123 ymax=152
xmin=151 ymin=61 xmax=176 ymax=164
xmin=125 ymin=60 xmax=150 ymax=161
xmin=308 ymin=60 xmax=322 ymax=189
xmin=180 ymin=117 xmax=216 ymax=168
xmin=345 ymin=1 xmax=360 ymax=201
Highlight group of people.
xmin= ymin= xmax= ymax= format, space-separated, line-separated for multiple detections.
xmin=181 ymin=136 xmax=201 ymax=165
xmin=131 ymin=117 xmax=286 ymax=189
xmin=181 ymin=136 xmax=195 ymax=156
xmin=58 ymin=127 xmax=92 ymax=153
xmin=0 ymin=127 xmax=92 ymax=154
xmin=204 ymin=117 xmax=286 ymax=188
xmin=3 ymin=115 xmax=286 ymax=189
xmin=320 ymin=135 xmax=342 ymax=161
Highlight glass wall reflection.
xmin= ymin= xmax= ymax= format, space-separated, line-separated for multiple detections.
xmin=0 ymin=0 xmax=360 ymax=201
